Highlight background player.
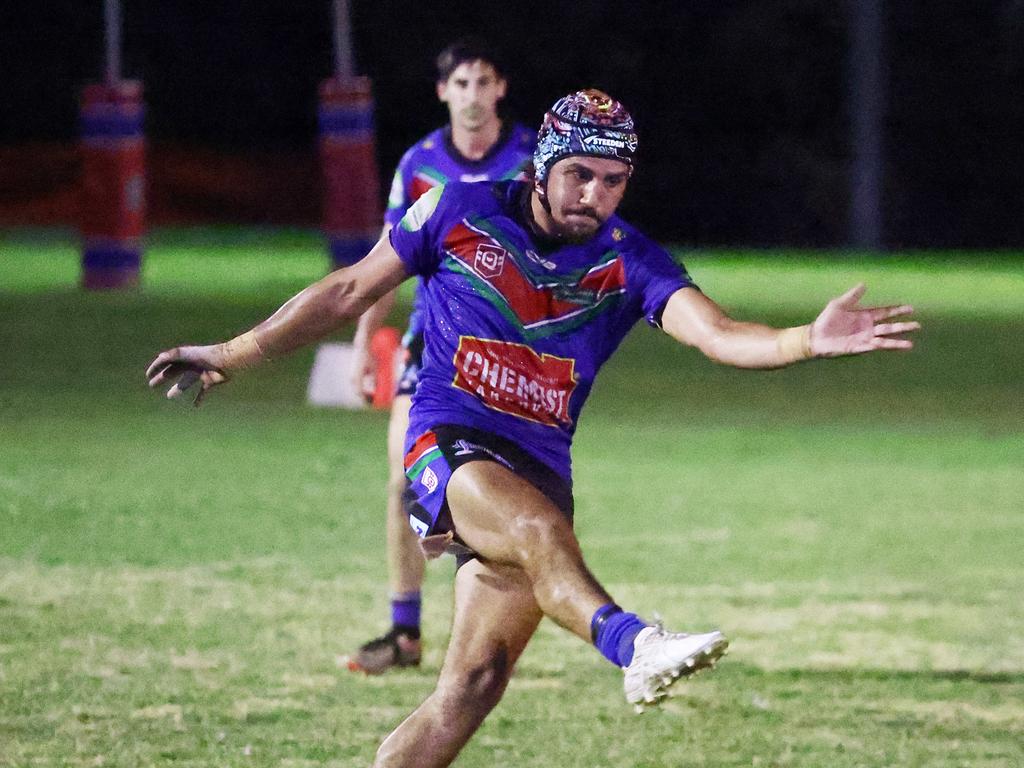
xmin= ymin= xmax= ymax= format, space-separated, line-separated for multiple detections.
xmin=147 ymin=90 xmax=919 ymax=767
xmin=346 ymin=37 xmax=535 ymax=674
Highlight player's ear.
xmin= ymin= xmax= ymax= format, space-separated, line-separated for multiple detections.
xmin=495 ymin=77 xmax=507 ymax=100
xmin=436 ymin=79 xmax=448 ymax=103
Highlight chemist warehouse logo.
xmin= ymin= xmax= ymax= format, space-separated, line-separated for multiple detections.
xmin=453 ymin=337 xmax=578 ymax=427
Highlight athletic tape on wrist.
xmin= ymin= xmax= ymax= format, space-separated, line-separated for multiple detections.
xmin=776 ymin=325 xmax=814 ymax=363
xmin=219 ymin=330 xmax=265 ymax=370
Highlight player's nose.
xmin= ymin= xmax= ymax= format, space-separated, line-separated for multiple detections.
xmin=579 ymin=179 xmax=600 ymax=205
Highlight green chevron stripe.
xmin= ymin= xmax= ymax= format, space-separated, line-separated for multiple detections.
xmin=446 ymin=260 xmax=626 ymax=341
xmin=405 ymin=446 xmax=442 ymax=480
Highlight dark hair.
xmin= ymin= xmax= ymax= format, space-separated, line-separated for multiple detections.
xmin=435 ymin=36 xmax=505 ymax=82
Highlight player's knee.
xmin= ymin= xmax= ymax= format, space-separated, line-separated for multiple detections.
xmin=508 ymin=510 xmax=572 ymax=561
xmin=438 ymin=646 xmax=511 ymax=711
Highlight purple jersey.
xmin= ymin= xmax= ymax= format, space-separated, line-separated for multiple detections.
xmin=384 ymin=124 xmax=535 ymax=227
xmin=384 ymin=124 xmax=535 ymax=338
xmin=390 ymin=181 xmax=696 ymax=480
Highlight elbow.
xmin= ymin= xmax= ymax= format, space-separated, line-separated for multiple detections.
xmin=685 ymin=323 xmax=732 ymax=366
xmin=697 ymin=337 xmax=732 ymax=366
xmin=668 ymin=328 xmax=728 ymax=365
xmin=322 ymin=271 xmax=374 ymax=324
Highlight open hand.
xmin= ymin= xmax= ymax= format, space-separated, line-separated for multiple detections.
xmin=810 ymin=283 xmax=920 ymax=357
xmin=146 ymin=345 xmax=229 ymax=407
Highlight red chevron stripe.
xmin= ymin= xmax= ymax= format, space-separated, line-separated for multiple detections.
xmin=444 ymin=221 xmax=627 ymax=326
xmin=404 ymin=430 xmax=439 ymax=470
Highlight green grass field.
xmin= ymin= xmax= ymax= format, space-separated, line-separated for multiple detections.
xmin=2 ymin=231 xmax=1022 ymax=767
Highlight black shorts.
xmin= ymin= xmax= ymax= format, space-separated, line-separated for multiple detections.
xmin=403 ymin=424 xmax=574 ymax=567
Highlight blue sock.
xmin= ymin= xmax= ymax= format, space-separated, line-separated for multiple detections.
xmin=591 ymin=604 xmax=647 ymax=667
xmin=390 ymin=591 xmax=421 ymax=638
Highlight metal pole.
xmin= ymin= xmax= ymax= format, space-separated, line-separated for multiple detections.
xmin=849 ymin=0 xmax=885 ymax=250
xmin=104 ymin=0 xmax=122 ymax=84
xmin=332 ymin=0 xmax=354 ymax=79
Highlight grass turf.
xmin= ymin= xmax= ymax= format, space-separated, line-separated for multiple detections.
xmin=1 ymin=231 xmax=1022 ymax=767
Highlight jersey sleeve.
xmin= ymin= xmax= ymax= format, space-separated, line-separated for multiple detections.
xmin=383 ymin=147 xmax=417 ymax=228
xmin=509 ymin=125 xmax=537 ymax=181
xmin=388 ymin=184 xmax=449 ymax=277
xmin=624 ymin=242 xmax=699 ymax=327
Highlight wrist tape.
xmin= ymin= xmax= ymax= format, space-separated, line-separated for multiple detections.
xmin=219 ymin=330 xmax=265 ymax=370
xmin=776 ymin=325 xmax=814 ymax=363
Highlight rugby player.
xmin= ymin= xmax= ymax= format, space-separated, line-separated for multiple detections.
xmin=147 ymin=89 xmax=919 ymax=767
xmin=347 ymin=37 xmax=534 ymax=674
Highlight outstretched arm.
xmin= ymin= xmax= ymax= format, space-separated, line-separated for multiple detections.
xmin=146 ymin=236 xmax=409 ymax=404
xmin=661 ymin=283 xmax=919 ymax=369
xmin=348 ymin=225 xmax=398 ymax=400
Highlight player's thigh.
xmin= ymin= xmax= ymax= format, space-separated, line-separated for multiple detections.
xmin=386 ymin=394 xmax=413 ymax=475
xmin=445 ymin=460 xmax=577 ymax=564
xmin=437 ymin=557 xmax=542 ymax=694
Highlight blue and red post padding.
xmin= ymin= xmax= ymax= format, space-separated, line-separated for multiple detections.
xmin=319 ymin=76 xmax=382 ymax=270
xmin=79 ymin=80 xmax=145 ymax=290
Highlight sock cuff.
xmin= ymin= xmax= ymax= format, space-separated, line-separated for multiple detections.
xmin=590 ymin=603 xmax=623 ymax=644
xmin=390 ymin=591 xmax=422 ymax=604
xmin=390 ymin=592 xmax=422 ymax=633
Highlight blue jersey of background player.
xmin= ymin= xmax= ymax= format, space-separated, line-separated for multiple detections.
xmin=383 ymin=122 xmax=534 ymax=358
xmin=347 ymin=37 xmax=535 ymax=675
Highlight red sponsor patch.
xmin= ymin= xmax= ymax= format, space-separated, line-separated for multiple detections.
xmin=452 ymin=337 xmax=578 ymax=427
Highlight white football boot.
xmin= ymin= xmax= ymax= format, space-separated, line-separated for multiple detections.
xmin=623 ymin=623 xmax=729 ymax=711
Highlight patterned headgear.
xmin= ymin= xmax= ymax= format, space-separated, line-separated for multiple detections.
xmin=533 ymin=89 xmax=637 ymax=187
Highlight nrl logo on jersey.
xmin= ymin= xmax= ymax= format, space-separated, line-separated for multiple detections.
xmin=459 ymin=172 xmax=490 ymax=183
xmin=474 ymin=243 xmax=507 ymax=279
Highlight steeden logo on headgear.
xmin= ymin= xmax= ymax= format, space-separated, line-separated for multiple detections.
xmin=583 ymin=133 xmax=627 ymax=150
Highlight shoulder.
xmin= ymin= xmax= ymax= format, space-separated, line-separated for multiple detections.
xmin=398 ymin=127 xmax=447 ymax=167
xmin=507 ymin=123 xmax=537 ymax=153
xmin=401 ymin=180 xmax=506 ymax=231
xmin=414 ymin=126 xmax=447 ymax=152
xmin=600 ymin=216 xmax=694 ymax=286
xmin=602 ymin=216 xmax=665 ymax=259
xmin=439 ymin=180 xmax=511 ymax=214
